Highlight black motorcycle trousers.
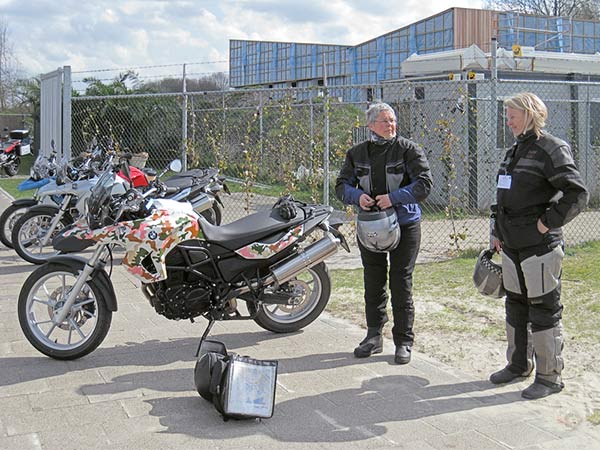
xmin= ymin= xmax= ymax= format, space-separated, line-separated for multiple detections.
xmin=358 ymin=220 xmax=421 ymax=347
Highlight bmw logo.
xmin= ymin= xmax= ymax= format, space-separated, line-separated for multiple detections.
xmin=148 ymin=231 xmax=158 ymax=240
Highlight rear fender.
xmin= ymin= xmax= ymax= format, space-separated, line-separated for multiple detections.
xmin=46 ymin=255 xmax=118 ymax=312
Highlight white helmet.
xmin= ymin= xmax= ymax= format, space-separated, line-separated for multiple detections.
xmin=473 ymin=249 xmax=506 ymax=298
xmin=356 ymin=208 xmax=400 ymax=253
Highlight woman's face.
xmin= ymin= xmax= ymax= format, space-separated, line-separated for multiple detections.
xmin=368 ymin=110 xmax=397 ymax=139
xmin=506 ymin=106 xmax=527 ymax=137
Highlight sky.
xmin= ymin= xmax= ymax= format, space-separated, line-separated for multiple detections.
xmin=2 ymin=0 xmax=484 ymax=85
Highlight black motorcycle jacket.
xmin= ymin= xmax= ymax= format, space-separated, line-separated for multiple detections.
xmin=493 ymin=130 xmax=589 ymax=249
xmin=335 ymin=136 xmax=432 ymax=225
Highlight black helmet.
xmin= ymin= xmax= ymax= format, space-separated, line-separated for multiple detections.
xmin=473 ymin=249 xmax=506 ymax=298
xmin=356 ymin=208 xmax=400 ymax=253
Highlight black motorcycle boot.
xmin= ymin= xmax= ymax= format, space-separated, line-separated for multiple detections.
xmin=394 ymin=345 xmax=411 ymax=365
xmin=354 ymin=327 xmax=383 ymax=358
xmin=522 ymin=377 xmax=564 ymax=400
xmin=489 ymin=367 xmax=531 ymax=384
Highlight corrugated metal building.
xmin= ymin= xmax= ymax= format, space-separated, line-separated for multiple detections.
xmin=229 ymin=7 xmax=600 ymax=88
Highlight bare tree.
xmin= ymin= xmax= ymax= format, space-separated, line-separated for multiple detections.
xmin=484 ymin=0 xmax=600 ymax=19
xmin=0 ymin=19 xmax=20 ymax=109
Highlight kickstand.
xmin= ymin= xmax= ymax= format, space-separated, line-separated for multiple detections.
xmin=195 ymin=318 xmax=215 ymax=357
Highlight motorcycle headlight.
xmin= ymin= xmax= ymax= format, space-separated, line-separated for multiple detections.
xmin=0 ymin=153 xmax=7 ymax=162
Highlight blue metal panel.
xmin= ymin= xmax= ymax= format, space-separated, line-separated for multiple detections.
xmin=556 ymin=17 xmax=565 ymax=52
xmin=272 ymin=43 xmax=278 ymax=81
xmin=256 ymin=42 xmax=261 ymax=84
xmin=241 ymin=41 xmax=247 ymax=85
xmin=290 ymin=43 xmax=296 ymax=80
xmin=376 ymin=36 xmax=386 ymax=81
xmin=409 ymin=24 xmax=417 ymax=54
xmin=348 ymin=47 xmax=358 ymax=85
xmin=312 ymin=44 xmax=318 ymax=78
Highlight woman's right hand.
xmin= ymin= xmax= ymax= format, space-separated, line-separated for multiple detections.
xmin=492 ymin=237 xmax=502 ymax=253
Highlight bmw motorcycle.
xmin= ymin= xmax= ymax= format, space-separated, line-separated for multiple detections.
xmin=17 ymin=164 xmax=349 ymax=360
xmin=10 ymin=153 xmax=144 ymax=264
xmin=0 ymin=151 xmax=59 ymax=248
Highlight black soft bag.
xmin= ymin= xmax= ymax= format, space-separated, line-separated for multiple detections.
xmin=194 ymin=340 xmax=278 ymax=421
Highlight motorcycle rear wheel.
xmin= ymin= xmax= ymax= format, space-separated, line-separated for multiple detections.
xmin=0 ymin=203 xmax=29 ymax=248
xmin=12 ymin=207 xmax=72 ymax=264
xmin=199 ymin=203 xmax=222 ymax=225
xmin=18 ymin=263 xmax=113 ymax=360
xmin=252 ymin=262 xmax=331 ymax=333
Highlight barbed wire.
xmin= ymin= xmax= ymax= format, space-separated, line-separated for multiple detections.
xmin=72 ymin=60 xmax=228 ymax=75
xmin=72 ymin=70 xmax=229 ymax=84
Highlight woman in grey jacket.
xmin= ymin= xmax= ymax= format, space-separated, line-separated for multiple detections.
xmin=490 ymin=92 xmax=589 ymax=399
xmin=335 ymin=102 xmax=432 ymax=364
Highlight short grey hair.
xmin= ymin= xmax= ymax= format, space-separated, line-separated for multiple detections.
xmin=366 ymin=103 xmax=396 ymax=125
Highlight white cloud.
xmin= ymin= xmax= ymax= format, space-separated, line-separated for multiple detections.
xmin=3 ymin=0 xmax=484 ymax=81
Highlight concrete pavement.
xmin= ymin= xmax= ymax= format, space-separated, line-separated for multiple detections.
xmin=1 ymin=188 xmax=599 ymax=450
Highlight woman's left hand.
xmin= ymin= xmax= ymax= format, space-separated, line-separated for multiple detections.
xmin=537 ymin=219 xmax=549 ymax=234
xmin=375 ymin=194 xmax=392 ymax=209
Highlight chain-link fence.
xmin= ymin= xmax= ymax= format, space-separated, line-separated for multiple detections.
xmin=70 ymin=79 xmax=600 ymax=258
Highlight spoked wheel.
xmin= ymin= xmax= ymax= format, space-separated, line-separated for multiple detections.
xmin=0 ymin=203 xmax=30 ymax=248
xmin=12 ymin=207 xmax=71 ymax=264
xmin=18 ymin=263 xmax=112 ymax=360
xmin=4 ymin=157 xmax=19 ymax=176
xmin=252 ymin=262 xmax=331 ymax=333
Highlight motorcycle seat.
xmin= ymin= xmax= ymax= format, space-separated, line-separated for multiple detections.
xmin=200 ymin=209 xmax=305 ymax=251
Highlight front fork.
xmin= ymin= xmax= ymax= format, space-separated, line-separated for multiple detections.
xmin=52 ymin=245 xmax=109 ymax=325
xmin=39 ymin=195 xmax=72 ymax=246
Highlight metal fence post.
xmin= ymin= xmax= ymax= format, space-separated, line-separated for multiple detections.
xmin=323 ymin=62 xmax=330 ymax=206
xmin=181 ymin=63 xmax=188 ymax=171
xmin=62 ymin=66 xmax=72 ymax=160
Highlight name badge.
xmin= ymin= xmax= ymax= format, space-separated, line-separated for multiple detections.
xmin=497 ymin=175 xmax=512 ymax=189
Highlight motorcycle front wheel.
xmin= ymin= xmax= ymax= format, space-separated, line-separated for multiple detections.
xmin=0 ymin=203 xmax=30 ymax=248
xmin=18 ymin=263 xmax=113 ymax=360
xmin=4 ymin=157 xmax=19 ymax=176
xmin=252 ymin=262 xmax=331 ymax=333
xmin=12 ymin=207 xmax=72 ymax=264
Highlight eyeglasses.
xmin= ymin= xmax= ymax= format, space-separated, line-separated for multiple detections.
xmin=374 ymin=119 xmax=397 ymax=124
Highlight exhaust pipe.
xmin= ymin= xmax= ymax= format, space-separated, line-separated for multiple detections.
xmin=266 ymin=232 xmax=340 ymax=287
xmin=191 ymin=194 xmax=213 ymax=214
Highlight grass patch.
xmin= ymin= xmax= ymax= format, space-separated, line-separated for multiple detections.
xmin=588 ymin=411 xmax=600 ymax=426
xmin=327 ymin=240 xmax=600 ymax=348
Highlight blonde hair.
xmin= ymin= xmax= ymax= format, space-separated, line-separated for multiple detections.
xmin=504 ymin=92 xmax=547 ymax=138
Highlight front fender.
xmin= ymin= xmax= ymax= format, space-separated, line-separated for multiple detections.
xmin=26 ymin=204 xmax=74 ymax=223
xmin=12 ymin=198 xmax=38 ymax=208
xmin=46 ymin=255 xmax=118 ymax=312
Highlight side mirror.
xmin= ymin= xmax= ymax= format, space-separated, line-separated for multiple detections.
xmin=169 ymin=159 xmax=183 ymax=173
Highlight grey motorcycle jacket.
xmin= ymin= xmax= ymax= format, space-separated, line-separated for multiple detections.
xmin=335 ymin=136 xmax=432 ymax=225
xmin=493 ymin=130 xmax=589 ymax=249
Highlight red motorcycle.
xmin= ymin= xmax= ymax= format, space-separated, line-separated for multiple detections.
xmin=0 ymin=129 xmax=31 ymax=176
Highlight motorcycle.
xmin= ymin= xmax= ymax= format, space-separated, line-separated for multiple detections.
xmin=1 ymin=141 xmax=110 ymax=250
xmin=0 ymin=151 xmax=59 ymax=248
xmin=0 ymin=129 xmax=31 ymax=176
xmin=162 ymin=167 xmax=230 ymax=225
xmin=17 ymin=162 xmax=349 ymax=360
xmin=10 ymin=153 xmax=149 ymax=264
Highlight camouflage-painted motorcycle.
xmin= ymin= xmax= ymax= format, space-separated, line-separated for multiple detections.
xmin=17 ymin=167 xmax=349 ymax=360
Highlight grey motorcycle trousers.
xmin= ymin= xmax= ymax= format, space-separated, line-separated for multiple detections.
xmin=501 ymin=242 xmax=565 ymax=383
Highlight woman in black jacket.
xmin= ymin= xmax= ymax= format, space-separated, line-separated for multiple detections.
xmin=490 ymin=92 xmax=589 ymax=399
xmin=335 ymin=102 xmax=432 ymax=364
